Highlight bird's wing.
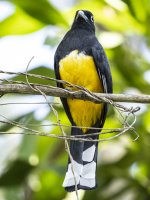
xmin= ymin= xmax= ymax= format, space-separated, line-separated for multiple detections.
xmin=91 ymin=45 xmax=112 ymax=128
xmin=91 ymin=46 xmax=112 ymax=94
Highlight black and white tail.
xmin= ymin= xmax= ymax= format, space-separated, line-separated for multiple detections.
xmin=63 ymin=127 xmax=98 ymax=192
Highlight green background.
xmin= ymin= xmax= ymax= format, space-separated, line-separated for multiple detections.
xmin=0 ymin=0 xmax=150 ymax=199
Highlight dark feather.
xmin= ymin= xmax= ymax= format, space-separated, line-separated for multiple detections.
xmin=54 ymin=10 xmax=112 ymax=191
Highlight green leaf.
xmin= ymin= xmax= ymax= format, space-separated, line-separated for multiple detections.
xmin=0 ymin=111 xmax=34 ymax=132
xmin=123 ymin=0 xmax=147 ymax=22
xmin=0 ymin=159 xmax=35 ymax=187
xmin=113 ymin=46 xmax=149 ymax=93
xmin=0 ymin=7 xmax=44 ymax=36
xmin=33 ymin=170 xmax=65 ymax=200
xmin=19 ymin=135 xmax=38 ymax=161
xmin=11 ymin=0 xmax=67 ymax=26
xmin=12 ymin=66 xmax=56 ymax=86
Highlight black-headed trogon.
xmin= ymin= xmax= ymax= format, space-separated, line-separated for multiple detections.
xmin=54 ymin=10 xmax=112 ymax=192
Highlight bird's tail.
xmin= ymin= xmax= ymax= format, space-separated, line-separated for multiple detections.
xmin=63 ymin=127 xmax=98 ymax=192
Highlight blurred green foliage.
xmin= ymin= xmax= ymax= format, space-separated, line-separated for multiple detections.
xmin=0 ymin=0 xmax=150 ymax=199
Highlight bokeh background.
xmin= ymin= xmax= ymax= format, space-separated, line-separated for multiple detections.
xmin=0 ymin=0 xmax=150 ymax=199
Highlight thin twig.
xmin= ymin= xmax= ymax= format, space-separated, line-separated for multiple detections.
xmin=0 ymin=117 xmax=134 ymax=142
xmin=0 ymin=102 xmax=58 ymax=106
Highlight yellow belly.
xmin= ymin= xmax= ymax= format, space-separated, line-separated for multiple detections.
xmin=59 ymin=50 xmax=103 ymax=133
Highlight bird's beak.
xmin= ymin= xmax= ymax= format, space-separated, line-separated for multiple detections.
xmin=76 ymin=10 xmax=88 ymax=22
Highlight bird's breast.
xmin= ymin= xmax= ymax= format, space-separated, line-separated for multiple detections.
xmin=59 ymin=50 xmax=104 ymax=132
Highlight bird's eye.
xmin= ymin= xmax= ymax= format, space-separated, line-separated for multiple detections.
xmin=91 ymin=16 xmax=94 ymax=22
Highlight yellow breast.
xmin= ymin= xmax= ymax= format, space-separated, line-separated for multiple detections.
xmin=59 ymin=50 xmax=103 ymax=133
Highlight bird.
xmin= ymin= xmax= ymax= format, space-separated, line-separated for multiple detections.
xmin=54 ymin=10 xmax=112 ymax=192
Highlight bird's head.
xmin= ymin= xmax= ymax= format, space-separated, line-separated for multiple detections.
xmin=71 ymin=10 xmax=95 ymax=33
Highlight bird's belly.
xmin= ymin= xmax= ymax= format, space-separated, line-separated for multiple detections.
xmin=59 ymin=50 xmax=104 ymax=132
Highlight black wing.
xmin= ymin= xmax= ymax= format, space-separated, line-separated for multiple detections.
xmin=91 ymin=44 xmax=113 ymax=129
xmin=91 ymin=45 xmax=112 ymax=93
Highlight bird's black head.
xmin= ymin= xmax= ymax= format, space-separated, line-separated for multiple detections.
xmin=71 ymin=10 xmax=95 ymax=33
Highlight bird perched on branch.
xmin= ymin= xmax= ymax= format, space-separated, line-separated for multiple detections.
xmin=54 ymin=10 xmax=112 ymax=192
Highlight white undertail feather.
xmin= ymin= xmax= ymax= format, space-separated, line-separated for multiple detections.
xmin=63 ymin=160 xmax=83 ymax=187
xmin=82 ymin=145 xmax=96 ymax=162
xmin=80 ymin=161 xmax=96 ymax=187
xmin=63 ymin=145 xmax=96 ymax=188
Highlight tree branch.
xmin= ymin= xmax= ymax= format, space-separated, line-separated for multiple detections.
xmin=0 ymin=83 xmax=150 ymax=104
